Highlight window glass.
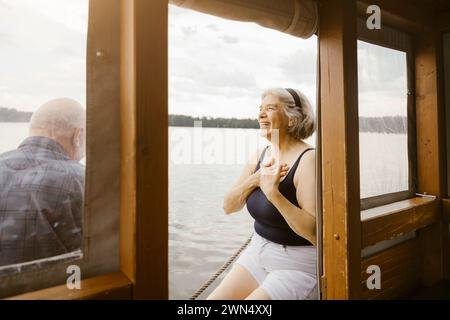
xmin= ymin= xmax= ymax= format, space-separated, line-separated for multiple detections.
xmin=0 ymin=0 xmax=88 ymax=271
xmin=358 ymin=40 xmax=409 ymax=199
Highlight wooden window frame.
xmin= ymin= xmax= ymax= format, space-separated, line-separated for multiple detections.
xmin=441 ymin=30 xmax=450 ymax=281
xmin=0 ymin=0 xmax=124 ymax=298
xmin=321 ymin=0 xmax=445 ymax=299
xmin=356 ymin=18 xmax=417 ymax=210
xmin=6 ymin=0 xmax=169 ymax=300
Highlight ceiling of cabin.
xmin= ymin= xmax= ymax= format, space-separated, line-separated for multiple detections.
xmin=411 ymin=0 xmax=450 ymax=13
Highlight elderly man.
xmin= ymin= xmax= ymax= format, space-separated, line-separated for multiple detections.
xmin=0 ymin=98 xmax=86 ymax=266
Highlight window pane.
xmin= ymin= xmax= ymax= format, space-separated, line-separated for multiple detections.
xmin=358 ymin=40 xmax=409 ymax=199
xmin=0 ymin=0 xmax=88 ymax=270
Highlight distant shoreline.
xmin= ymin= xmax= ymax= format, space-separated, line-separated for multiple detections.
xmin=169 ymin=114 xmax=259 ymax=129
xmin=0 ymin=107 xmax=33 ymax=123
xmin=1 ymin=108 xmax=407 ymax=133
xmin=171 ymin=115 xmax=407 ymax=133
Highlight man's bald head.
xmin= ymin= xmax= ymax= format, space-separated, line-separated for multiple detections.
xmin=30 ymin=98 xmax=86 ymax=161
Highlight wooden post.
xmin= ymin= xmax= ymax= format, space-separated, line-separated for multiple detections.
xmin=415 ymin=30 xmax=445 ymax=286
xmin=319 ymin=0 xmax=361 ymax=299
xmin=443 ymin=32 xmax=450 ymax=282
xmin=120 ymin=0 xmax=169 ymax=299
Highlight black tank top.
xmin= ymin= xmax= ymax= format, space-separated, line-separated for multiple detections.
xmin=246 ymin=146 xmax=315 ymax=246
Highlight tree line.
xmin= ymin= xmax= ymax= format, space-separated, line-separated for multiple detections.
xmin=170 ymin=114 xmax=408 ymax=134
xmin=1 ymin=108 xmax=408 ymax=134
xmin=169 ymin=114 xmax=259 ymax=128
xmin=0 ymin=107 xmax=33 ymax=122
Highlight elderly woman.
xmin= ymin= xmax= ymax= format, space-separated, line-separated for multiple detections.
xmin=208 ymin=88 xmax=317 ymax=300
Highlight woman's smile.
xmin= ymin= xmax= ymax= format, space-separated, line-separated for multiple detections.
xmin=259 ymin=121 xmax=271 ymax=128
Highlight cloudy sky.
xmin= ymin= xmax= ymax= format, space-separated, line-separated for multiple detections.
xmin=357 ymin=40 xmax=408 ymax=117
xmin=0 ymin=2 xmax=317 ymax=119
xmin=168 ymin=5 xmax=317 ymax=119
xmin=0 ymin=0 xmax=88 ymax=111
xmin=0 ymin=2 xmax=406 ymax=118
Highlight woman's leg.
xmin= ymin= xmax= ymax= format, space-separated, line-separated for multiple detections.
xmin=207 ymin=264 xmax=259 ymax=300
xmin=245 ymin=287 xmax=271 ymax=300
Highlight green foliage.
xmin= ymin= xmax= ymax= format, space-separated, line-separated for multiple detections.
xmin=169 ymin=114 xmax=259 ymax=129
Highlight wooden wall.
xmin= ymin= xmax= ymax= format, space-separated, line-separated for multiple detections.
xmin=320 ymin=0 xmax=448 ymax=299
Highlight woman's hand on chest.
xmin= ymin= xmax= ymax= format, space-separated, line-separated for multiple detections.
xmin=259 ymin=156 xmax=289 ymax=200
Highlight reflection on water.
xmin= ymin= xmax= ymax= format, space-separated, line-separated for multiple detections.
xmin=169 ymin=163 xmax=253 ymax=299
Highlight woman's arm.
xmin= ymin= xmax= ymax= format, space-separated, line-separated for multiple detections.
xmin=222 ymin=149 xmax=260 ymax=215
xmin=260 ymin=150 xmax=316 ymax=245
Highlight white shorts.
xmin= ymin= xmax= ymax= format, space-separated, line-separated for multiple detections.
xmin=234 ymin=233 xmax=317 ymax=300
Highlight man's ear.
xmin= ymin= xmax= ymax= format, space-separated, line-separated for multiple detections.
xmin=72 ymin=128 xmax=82 ymax=148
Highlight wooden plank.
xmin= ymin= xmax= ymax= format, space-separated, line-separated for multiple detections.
xmin=419 ymin=223 xmax=445 ymax=286
xmin=120 ymin=0 xmax=137 ymax=285
xmin=436 ymin=10 xmax=450 ymax=33
xmin=443 ymin=199 xmax=450 ymax=223
xmin=361 ymin=197 xmax=435 ymax=221
xmin=356 ymin=17 xmax=412 ymax=52
xmin=357 ymin=0 xmax=434 ymax=34
xmin=360 ymin=239 xmax=421 ymax=299
xmin=416 ymin=32 xmax=444 ymax=198
xmin=415 ymin=29 xmax=445 ymax=286
xmin=444 ymin=33 xmax=450 ymax=197
xmin=319 ymin=0 xmax=361 ymax=299
xmin=119 ymin=0 xmax=169 ymax=300
xmin=445 ymin=237 xmax=450 ymax=281
xmin=7 ymin=272 xmax=132 ymax=300
xmin=415 ymin=0 xmax=450 ymax=13
xmin=134 ymin=0 xmax=168 ymax=299
xmin=361 ymin=198 xmax=439 ymax=247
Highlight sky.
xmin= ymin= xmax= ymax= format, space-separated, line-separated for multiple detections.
xmin=0 ymin=0 xmax=88 ymax=111
xmin=168 ymin=5 xmax=317 ymax=119
xmin=357 ymin=40 xmax=408 ymax=117
xmin=0 ymin=2 xmax=407 ymax=119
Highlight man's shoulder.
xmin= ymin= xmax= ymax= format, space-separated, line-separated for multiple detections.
xmin=63 ymin=160 xmax=85 ymax=175
xmin=0 ymin=147 xmax=24 ymax=161
xmin=0 ymin=150 xmax=85 ymax=188
xmin=0 ymin=147 xmax=30 ymax=170
xmin=27 ymin=160 xmax=85 ymax=194
xmin=47 ymin=159 xmax=85 ymax=183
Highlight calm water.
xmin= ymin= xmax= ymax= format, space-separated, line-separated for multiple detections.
xmin=0 ymin=123 xmax=407 ymax=299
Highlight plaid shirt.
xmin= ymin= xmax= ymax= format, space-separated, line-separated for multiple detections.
xmin=0 ymin=136 xmax=84 ymax=266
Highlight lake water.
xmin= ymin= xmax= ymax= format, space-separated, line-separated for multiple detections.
xmin=0 ymin=123 xmax=407 ymax=299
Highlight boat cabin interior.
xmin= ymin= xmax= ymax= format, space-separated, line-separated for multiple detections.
xmin=1 ymin=0 xmax=450 ymax=300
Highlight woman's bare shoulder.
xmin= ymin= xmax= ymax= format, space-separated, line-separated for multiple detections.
xmin=294 ymin=148 xmax=316 ymax=185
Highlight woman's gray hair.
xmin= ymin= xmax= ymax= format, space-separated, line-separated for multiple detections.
xmin=261 ymin=88 xmax=315 ymax=140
